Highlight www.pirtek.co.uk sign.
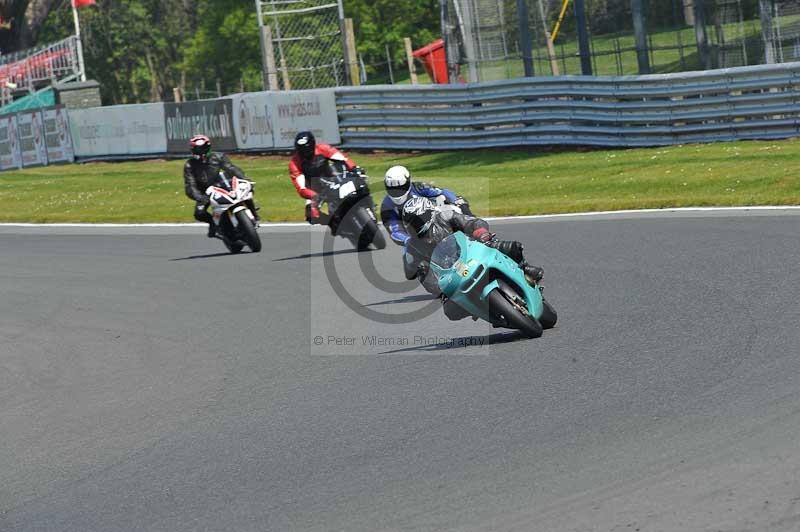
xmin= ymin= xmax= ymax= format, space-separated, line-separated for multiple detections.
xmin=164 ymin=99 xmax=236 ymax=153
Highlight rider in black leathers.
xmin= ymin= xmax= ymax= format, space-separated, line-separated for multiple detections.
xmin=401 ymin=196 xmax=544 ymax=320
xmin=183 ymin=134 xmax=258 ymax=237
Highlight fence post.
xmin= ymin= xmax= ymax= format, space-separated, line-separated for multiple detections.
xmin=385 ymin=44 xmax=395 ymax=84
xmin=344 ymin=18 xmax=360 ymax=86
xmin=759 ymin=0 xmax=776 ymax=64
xmin=682 ymin=0 xmax=695 ymax=26
xmin=261 ymin=25 xmax=279 ymax=91
xmin=404 ymin=37 xmax=418 ymax=84
xmin=440 ymin=0 xmax=456 ymax=83
xmin=631 ymin=0 xmax=651 ymax=74
xmin=537 ymin=0 xmax=560 ymax=75
xmin=516 ymin=0 xmax=534 ymax=77
xmin=574 ymin=0 xmax=593 ymax=75
xmin=693 ymin=0 xmax=712 ymax=69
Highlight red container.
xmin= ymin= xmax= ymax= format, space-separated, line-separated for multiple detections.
xmin=412 ymin=39 xmax=449 ymax=84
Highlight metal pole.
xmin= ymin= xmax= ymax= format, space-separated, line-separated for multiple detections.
xmin=760 ymin=0 xmax=776 ymax=63
xmin=452 ymin=0 xmax=479 ymax=82
xmin=441 ymin=0 xmax=460 ymax=82
xmin=694 ymin=0 xmax=711 ymax=69
xmin=440 ymin=0 xmax=451 ymax=83
xmin=72 ymin=4 xmax=87 ymax=82
xmin=336 ymin=0 xmax=351 ymax=85
xmin=574 ymin=0 xmax=592 ymax=74
xmin=631 ymin=0 xmax=650 ymax=74
xmin=255 ymin=0 xmax=269 ymax=90
xmin=268 ymin=0 xmax=291 ymax=88
xmin=385 ymin=44 xmax=395 ymax=84
xmin=517 ymin=0 xmax=534 ymax=77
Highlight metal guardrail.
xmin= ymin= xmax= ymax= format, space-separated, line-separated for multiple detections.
xmin=336 ymin=63 xmax=800 ymax=150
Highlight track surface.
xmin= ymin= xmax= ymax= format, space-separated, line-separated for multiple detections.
xmin=2 ymin=210 xmax=800 ymax=532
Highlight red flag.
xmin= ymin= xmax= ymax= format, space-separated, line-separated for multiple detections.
xmin=72 ymin=0 xmax=96 ymax=8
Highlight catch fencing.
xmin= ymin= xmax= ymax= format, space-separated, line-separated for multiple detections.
xmin=336 ymin=61 xmax=800 ymax=150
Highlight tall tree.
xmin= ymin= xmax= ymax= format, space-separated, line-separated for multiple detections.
xmin=38 ymin=0 xmax=197 ymax=104
xmin=0 ymin=0 xmax=61 ymax=52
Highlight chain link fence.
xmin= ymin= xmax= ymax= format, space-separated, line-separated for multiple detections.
xmin=357 ymin=0 xmax=800 ymax=86
xmin=257 ymin=0 xmax=347 ymax=90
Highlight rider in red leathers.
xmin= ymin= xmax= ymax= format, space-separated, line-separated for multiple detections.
xmin=288 ymin=131 xmax=360 ymax=225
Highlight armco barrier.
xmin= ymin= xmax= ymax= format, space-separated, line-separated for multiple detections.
xmin=335 ymin=63 xmax=800 ymax=150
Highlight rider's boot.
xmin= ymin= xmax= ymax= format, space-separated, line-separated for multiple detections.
xmin=207 ymin=222 xmax=217 ymax=238
xmin=521 ymin=262 xmax=544 ymax=286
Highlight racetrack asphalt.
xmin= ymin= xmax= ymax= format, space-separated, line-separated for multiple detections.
xmin=1 ymin=209 xmax=800 ymax=532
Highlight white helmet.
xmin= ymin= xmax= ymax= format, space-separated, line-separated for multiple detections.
xmin=384 ymin=165 xmax=412 ymax=205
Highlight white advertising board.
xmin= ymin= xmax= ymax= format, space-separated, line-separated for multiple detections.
xmin=68 ymin=103 xmax=167 ymax=157
xmin=18 ymin=110 xmax=48 ymax=167
xmin=232 ymin=89 xmax=340 ymax=150
xmin=43 ymin=106 xmax=75 ymax=163
xmin=0 ymin=114 xmax=22 ymax=171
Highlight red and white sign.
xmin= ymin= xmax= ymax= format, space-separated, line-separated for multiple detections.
xmin=43 ymin=106 xmax=75 ymax=163
xmin=18 ymin=110 xmax=48 ymax=167
xmin=0 ymin=114 xmax=22 ymax=171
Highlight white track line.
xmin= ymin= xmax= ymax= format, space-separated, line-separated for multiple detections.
xmin=1 ymin=206 xmax=799 ymax=229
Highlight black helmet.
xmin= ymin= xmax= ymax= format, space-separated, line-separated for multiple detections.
xmin=402 ymin=196 xmax=436 ymax=237
xmin=294 ymin=131 xmax=316 ymax=161
xmin=190 ymin=134 xmax=211 ymax=162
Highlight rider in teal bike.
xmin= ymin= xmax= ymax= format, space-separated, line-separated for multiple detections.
xmin=401 ymin=196 xmax=543 ymax=319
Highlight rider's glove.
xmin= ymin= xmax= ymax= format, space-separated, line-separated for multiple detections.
xmin=197 ymin=194 xmax=210 ymax=206
xmin=353 ymin=166 xmax=365 ymax=175
xmin=472 ymin=227 xmax=494 ymax=243
xmin=454 ymin=195 xmax=467 ymax=206
xmin=490 ymin=240 xmax=525 ymax=263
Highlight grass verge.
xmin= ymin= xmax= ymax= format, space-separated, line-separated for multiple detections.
xmin=0 ymin=138 xmax=798 ymax=223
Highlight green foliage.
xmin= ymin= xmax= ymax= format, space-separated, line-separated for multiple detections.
xmin=344 ymin=0 xmax=440 ymax=77
xmin=182 ymin=0 xmax=263 ymax=94
xmin=40 ymin=0 xmax=194 ymax=103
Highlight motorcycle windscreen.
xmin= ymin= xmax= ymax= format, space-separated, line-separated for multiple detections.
xmin=430 ymin=234 xmax=462 ymax=269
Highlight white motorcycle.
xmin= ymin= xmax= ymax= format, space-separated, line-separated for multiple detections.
xmin=205 ymin=170 xmax=261 ymax=254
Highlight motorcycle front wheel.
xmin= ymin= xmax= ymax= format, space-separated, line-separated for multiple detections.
xmin=351 ymin=207 xmax=386 ymax=251
xmin=235 ymin=210 xmax=261 ymax=253
xmin=487 ymin=279 xmax=543 ymax=338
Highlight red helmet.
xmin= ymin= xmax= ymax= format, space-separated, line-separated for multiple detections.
xmin=190 ymin=134 xmax=211 ymax=161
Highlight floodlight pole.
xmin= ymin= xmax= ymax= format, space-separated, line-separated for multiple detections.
xmin=71 ymin=3 xmax=87 ymax=82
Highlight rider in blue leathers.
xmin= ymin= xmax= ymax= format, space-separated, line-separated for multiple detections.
xmin=380 ymin=165 xmax=472 ymax=246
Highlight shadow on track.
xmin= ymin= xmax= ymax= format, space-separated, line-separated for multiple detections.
xmin=170 ymin=252 xmax=251 ymax=261
xmin=273 ymin=248 xmax=375 ymax=262
xmin=377 ymin=331 xmax=529 ymax=355
xmin=363 ymin=294 xmax=435 ymax=306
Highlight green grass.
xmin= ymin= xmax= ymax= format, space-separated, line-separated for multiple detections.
xmin=1 ymin=138 xmax=799 ymax=223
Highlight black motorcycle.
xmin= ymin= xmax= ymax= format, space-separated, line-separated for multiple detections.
xmin=316 ymin=160 xmax=386 ymax=251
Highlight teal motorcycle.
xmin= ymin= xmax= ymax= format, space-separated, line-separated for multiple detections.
xmin=429 ymin=231 xmax=557 ymax=338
